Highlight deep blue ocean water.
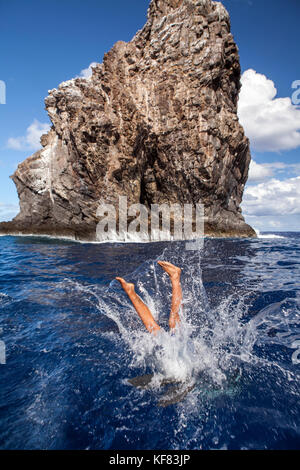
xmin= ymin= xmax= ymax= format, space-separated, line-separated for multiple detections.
xmin=0 ymin=232 xmax=299 ymax=450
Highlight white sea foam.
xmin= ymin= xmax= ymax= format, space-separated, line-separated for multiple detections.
xmin=0 ymin=231 xmax=205 ymax=245
xmin=254 ymin=228 xmax=285 ymax=239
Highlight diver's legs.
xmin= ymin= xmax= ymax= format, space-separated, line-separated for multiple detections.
xmin=116 ymin=277 xmax=161 ymax=335
xmin=157 ymin=261 xmax=182 ymax=331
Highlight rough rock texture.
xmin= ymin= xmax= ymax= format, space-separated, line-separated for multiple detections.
xmin=0 ymin=0 xmax=255 ymax=240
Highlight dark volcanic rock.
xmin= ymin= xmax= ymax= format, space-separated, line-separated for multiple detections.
xmin=0 ymin=0 xmax=255 ymax=241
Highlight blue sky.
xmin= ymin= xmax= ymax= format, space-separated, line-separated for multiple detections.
xmin=0 ymin=0 xmax=299 ymax=231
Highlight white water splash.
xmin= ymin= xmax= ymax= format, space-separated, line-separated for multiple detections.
xmin=60 ymin=246 xmax=264 ymax=391
xmin=254 ymin=228 xmax=285 ymax=239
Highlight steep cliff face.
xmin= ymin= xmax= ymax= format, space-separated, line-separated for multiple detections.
xmin=1 ymin=0 xmax=255 ymax=240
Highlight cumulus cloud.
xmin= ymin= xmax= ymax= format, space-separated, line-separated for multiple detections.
xmin=238 ymin=69 xmax=300 ymax=152
xmin=248 ymin=159 xmax=300 ymax=182
xmin=242 ymin=176 xmax=300 ymax=217
xmin=248 ymin=160 xmax=274 ymax=182
xmin=7 ymin=120 xmax=51 ymax=152
xmin=244 ymin=213 xmax=300 ymax=232
xmin=78 ymin=62 xmax=98 ymax=79
xmin=245 ymin=158 xmax=300 ymax=230
xmin=0 ymin=203 xmax=19 ymax=222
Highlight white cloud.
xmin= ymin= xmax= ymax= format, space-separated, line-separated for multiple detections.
xmin=7 ymin=120 xmax=51 ymax=152
xmin=244 ymin=213 xmax=300 ymax=232
xmin=248 ymin=160 xmax=274 ymax=182
xmin=242 ymin=176 xmax=300 ymax=217
xmin=242 ymin=174 xmax=300 ymax=231
xmin=238 ymin=69 xmax=300 ymax=152
xmin=248 ymin=159 xmax=300 ymax=182
xmin=0 ymin=203 xmax=19 ymax=222
xmin=78 ymin=62 xmax=98 ymax=79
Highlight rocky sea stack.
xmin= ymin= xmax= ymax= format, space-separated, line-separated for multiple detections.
xmin=0 ymin=0 xmax=256 ymax=241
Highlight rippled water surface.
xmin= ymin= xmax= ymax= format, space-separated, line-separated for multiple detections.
xmin=0 ymin=233 xmax=299 ymax=450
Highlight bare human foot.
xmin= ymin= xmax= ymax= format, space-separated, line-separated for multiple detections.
xmin=115 ymin=277 xmax=135 ymax=295
xmin=157 ymin=261 xmax=181 ymax=280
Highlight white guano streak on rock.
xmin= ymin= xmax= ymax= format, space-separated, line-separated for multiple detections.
xmin=38 ymin=135 xmax=57 ymax=204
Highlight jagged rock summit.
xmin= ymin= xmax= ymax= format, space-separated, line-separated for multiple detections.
xmin=1 ymin=0 xmax=255 ymax=240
